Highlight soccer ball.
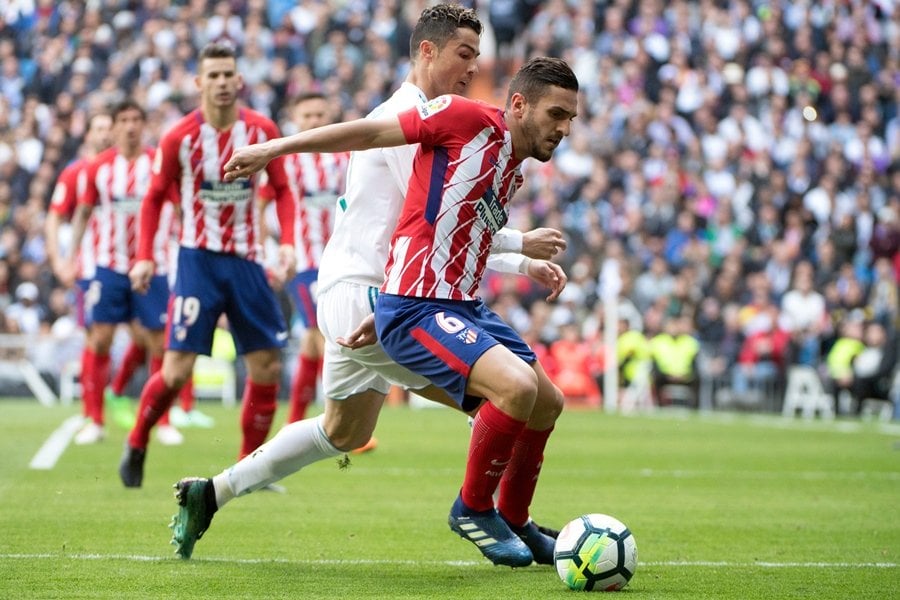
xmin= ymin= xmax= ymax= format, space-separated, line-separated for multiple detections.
xmin=553 ymin=513 xmax=638 ymax=592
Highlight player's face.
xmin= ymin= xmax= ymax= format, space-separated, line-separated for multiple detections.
xmin=197 ymin=57 xmax=242 ymax=109
xmin=429 ymin=28 xmax=480 ymax=96
xmin=113 ymin=108 xmax=145 ymax=152
xmin=519 ymin=87 xmax=578 ymax=162
xmin=87 ymin=115 xmax=113 ymax=152
xmin=292 ymin=98 xmax=331 ymax=131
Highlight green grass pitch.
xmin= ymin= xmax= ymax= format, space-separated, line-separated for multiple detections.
xmin=1 ymin=400 xmax=898 ymax=599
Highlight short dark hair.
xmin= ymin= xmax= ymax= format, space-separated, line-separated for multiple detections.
xmin=291 ymin=92 xmax=327 ymax=106
xmin=110 ymin=98 xmax=145 ymax=121
xmin=409 ymin=3 xmax=482 ymax=59
xmin=198 ymin=42 xmax=237 ymax=64
xmin=506 ymin=57 xmax=579 ymax=107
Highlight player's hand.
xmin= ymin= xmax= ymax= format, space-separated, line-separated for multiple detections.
xmin=336 ymin=314 xmax=377 ymax=349
xmin=521 ymin=228 xmax=566 ymax=260
xmin=223 ymin=142 xmax=275 ymax=181
xmin=129 ymin=260 xmax=155 ymax=294
xmin=524 ymin=259 xmax=567 ymax=302
xmin=270 ymin=243 xmax=296 ymax=285
xmin=54 ymin=258 xmax=78 ymax=289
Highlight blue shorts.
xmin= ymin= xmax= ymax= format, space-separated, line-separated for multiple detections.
xmin=169 ymin=247 xmax=288 ymax=356
xmin=287 ymin=268 xmax=318 ymax=329
xmin=374 ymin=293 xmax=536 ymax=410
xmin=87 ymin=267 xmax=168 ymax=330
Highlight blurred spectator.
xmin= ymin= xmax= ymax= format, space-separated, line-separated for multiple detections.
xmin=847 ymin=321 xmax=897 ymax=414
xmin=649 ymin=313 xmax=699 ymax=407
xmin=4 ymin=281 xmax=44 ymax=334
xmin=781 ymin=260 xmax=828 ymax=367
xmin=732 ymin=307 xmax=790 ymax=404
xmin=825 ymin=315 xmax=867 ymax=413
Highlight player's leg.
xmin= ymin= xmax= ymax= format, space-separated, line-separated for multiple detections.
xmin=76 ymin=270 xmax=130 ymax=444
xmin=135 ymin=275 xmax=184 ymax=445
xmin=170 ymin=283 xmax=394 ymax=558
xmin=120 ymin=349 xmax=197 ymax=487
xmin=106 ymin=328 xmax=146 ymax=429
xmin=75 ymin=321 xmax=116 ymax=444
xmin=122 ymin=250 xmax=219 ymax=487
xmin=288 ymin=327 xmax=323 ymax=423
xmin=286 ymin=269 xmax=321 ymax=423
xmin=239 ymin=347 xmax=282 ymax=459
xmin=496 ymin=361 xmax=564 ymax=564
xmin=375 ymin=293 xmax=536 ymax=566
xmin=219 ymin=252 xmax=288 ymax=460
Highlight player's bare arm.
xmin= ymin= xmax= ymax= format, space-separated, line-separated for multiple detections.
xmin=60 ymin=203 xmax=93 ymax=288
xmin=223 ymin=116 xmax=406 ymax=181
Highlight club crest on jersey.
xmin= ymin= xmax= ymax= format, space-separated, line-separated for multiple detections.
xmin=417 ymin=95 xmax=452 ymax=120
xmin=457 ymin=328 xmax=479 ymax=345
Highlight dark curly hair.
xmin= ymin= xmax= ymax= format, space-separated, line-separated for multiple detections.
xmin=409 ymin=3 xmax=482 ymax=59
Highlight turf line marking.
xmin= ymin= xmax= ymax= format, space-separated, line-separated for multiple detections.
xmin=1 ymin=554 xmax=897 ymax=569
xmin=28 ymin=415 xmax=83 ymax=470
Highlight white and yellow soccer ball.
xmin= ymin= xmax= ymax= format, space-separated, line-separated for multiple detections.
xmin=553 ymin=514 xmax=638 ymax=592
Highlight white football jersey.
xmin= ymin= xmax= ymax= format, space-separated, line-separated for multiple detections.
xmin=317 ymin=83 xmax=425 ymax=294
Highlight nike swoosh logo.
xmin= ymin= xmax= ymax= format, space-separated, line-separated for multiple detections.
xmin=490 ymin=459 xmax=510 ymax=467
xmin=276 ymin=331 xmax=289 ymax=341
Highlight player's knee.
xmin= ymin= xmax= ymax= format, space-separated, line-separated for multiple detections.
xmin=534 ymin=383 xmax=565 ymax=423
xmin=246 ymin=354 xmax=283 ymax=385
xmin=495 ymin=366 xmax=539 ymax=415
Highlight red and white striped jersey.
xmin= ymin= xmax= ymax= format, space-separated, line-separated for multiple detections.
xmin=50 ymin=158 xmax=96 ymax=279
xmin=138 ymin=108 xmax=294 ymax=264
xmin=282 ymin=151 xmax=349 ymax=270
xmin=381 ymin=95 xmax=523 ymax=301
xmin=80 ymin=147 xmax=174 ymax=276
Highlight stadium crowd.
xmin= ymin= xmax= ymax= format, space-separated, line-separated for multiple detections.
xmin=0 ymin=0 xmax=898 ymax=414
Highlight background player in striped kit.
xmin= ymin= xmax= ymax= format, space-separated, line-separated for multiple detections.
xmin=262 ymin=92 xmax=351 ymax=426
xmin=61 ymin=100 xmax=180 ymax=446
xmin=45 ymin=112 xmax=120 ymax=442
xmin=121 ymin=43 xmax=297 ymax=488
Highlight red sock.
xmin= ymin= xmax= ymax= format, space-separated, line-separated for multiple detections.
xmin=238 ymin=380 xmax=278 ymax=459
xmin=110 ymin=342 xmax=146 ymax=396
xmin=82 ymin=349 xmax=111 ymax=426
xmin=287 ymin=355 xmax=318 ymax=423
xmin=128 ymin=372 xmax=179 ymax=449
xmin=461 ymin=402 xmax=526 ymax=512
xmin=79 ymin=347 xmax=93 ymax=420
xmin=179 ymin=378 xmax=195 ymax=411
xmin=148 ymin=356 xmax=170 ymax=426
xmin=497 ymin=426 xmax=554 ymax=527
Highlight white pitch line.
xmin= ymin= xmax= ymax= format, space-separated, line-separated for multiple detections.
xmin=0 ymin=553 xmax=896 ymax=569
xmin=28 ymin=415 xmax=84 ymax=470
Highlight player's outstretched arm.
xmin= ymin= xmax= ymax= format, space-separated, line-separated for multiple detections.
xmin=224 ymin=116 xmax=406 ymax=181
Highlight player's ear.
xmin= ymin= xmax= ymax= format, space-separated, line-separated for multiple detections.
xmin=419 ymin=39 xmax=436 ymax=62
xmin=509 ymin=92 xmax=527 ymax=117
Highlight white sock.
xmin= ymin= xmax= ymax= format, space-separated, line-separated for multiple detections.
xmin=212 ymin=414 xmax=341 ymax=508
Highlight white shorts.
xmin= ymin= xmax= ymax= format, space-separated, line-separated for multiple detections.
xmin=317 ymin=281 xmax=430 ymax=400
